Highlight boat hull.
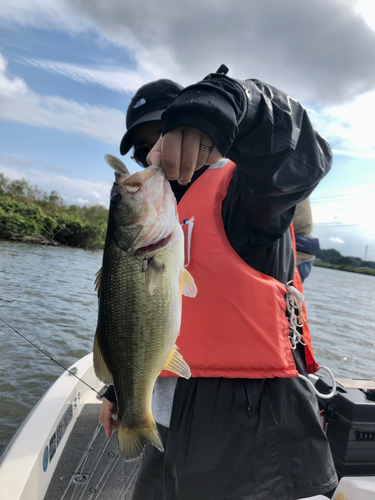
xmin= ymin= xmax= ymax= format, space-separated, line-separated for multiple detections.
xmin=0 ymin=354 xmax=103 ymax=500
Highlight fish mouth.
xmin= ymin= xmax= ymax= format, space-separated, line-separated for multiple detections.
xmin=135 ymin=233 xmax=172 ymax=255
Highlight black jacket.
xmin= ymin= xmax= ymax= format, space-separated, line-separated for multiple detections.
xmin=145 ymin=75 xmax=336 ymax=500
xmin=103 ymin=76 xmax=338 ymax=500
xmin=163 ymin=71 xmax=332 ymax=283
xmin=104 ymin=71 xmax=332 ymax=400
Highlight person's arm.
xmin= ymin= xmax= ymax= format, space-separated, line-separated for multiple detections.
xmin=146 ymin=70 xmax=332 ymax=259
xmin=160 ymin=72 xmax=332 ymax=226
xmin=226 ymin=78 xmax=331 ymax=225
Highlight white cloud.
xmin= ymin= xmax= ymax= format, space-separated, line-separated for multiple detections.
xmin=0 ymin=165 xmax=26 ymax=181
xmin=2 ymin=0 xmax=375 ymax=106
xmin=329 ymin=237 xmax=345 ymax=244
xmin=308 ymin=90 xmax=375 ymax=158
xmin=356 ymin=0 xmax=375 ymax=31
xmin=29 ymin=169 xmax=112 ymax=203
xmin=26 ymin=58 xmax=145 ymax=93
xmin=312 ymin=190 xmax=375 ymax=236
xmin=2 ymin=1 xmax=375 ymax=163
xmin=0 ymin=164 xmax=112 ymax=205
xmin=60 ymin=0 xmax=375 ymax=105
xmin=332 ymin=149 xmax=375 ymax=160
xmin=0 ymin=0 xmax=87 ymax=33
xmin=314 ymin=225 xmax=375 ymax=260
xmin=77 ymin=198 xmax=106 ymax=207
xmin=0 ymin=52 xmax=124 ymax=145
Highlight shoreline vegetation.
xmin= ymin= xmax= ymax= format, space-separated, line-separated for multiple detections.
xmin=0 ymin=174 xmax=108 ymax=249
xmin=314 ymin=249 xmax=375 ymax=277
xmin=0 ymin=174 xmax=374 ymax=275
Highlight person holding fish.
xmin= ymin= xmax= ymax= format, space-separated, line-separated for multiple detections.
xmin=97 ymin=66 xmax=338 ymax=500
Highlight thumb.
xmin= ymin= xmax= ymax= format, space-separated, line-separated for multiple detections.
xmin=147 ymin=135 xmax=162 ymax=165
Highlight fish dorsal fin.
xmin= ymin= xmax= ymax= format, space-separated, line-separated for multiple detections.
xmin=145 ymin=260 xmax=164 ymax=296
xmin=162 ymin=345 xmax=191 ymax=378
xmin=180 ymin=268 xmax=197 ymax=297
xmin=93 ymin=332 xmax=113 ymax=384
xmin=94 ymin=267 xmax=102 ymax=297
xmin=105 ymin=154 xmax=130 ymax=175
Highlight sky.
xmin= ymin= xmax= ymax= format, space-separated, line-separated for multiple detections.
xmin=0 ymin=0 xmax=374 ymax=260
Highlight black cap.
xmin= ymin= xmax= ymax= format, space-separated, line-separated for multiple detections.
xmin=120 ymin=79 xmax=183 ymax=155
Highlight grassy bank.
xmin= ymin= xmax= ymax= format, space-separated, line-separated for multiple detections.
xmin=314 ymin=260 xmax=375 ymax=276
xmin=315 ymin=248 xmax=375 ymax=276
xmin=0 ymin=174 xmax=108 ymax=249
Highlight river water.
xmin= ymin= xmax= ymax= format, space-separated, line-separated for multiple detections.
xmin=0 ymin=240 xmax=374 ymax=456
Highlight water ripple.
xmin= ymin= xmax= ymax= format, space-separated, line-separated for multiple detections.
xmin=0 ymin=241 xmax=374 ymax=456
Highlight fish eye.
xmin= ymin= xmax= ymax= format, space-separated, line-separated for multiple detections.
xmin=111 ymin=193 xmax=122 ymax=204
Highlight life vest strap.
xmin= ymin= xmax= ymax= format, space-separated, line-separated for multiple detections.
xmin=181 ymin=216 xmax=195 ymax=268
xmin=286 ymin=281 xmax=306 ymax=349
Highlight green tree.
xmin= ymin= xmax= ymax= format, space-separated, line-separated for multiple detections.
xmin=0 ymin=174 xmax=108 ymax=248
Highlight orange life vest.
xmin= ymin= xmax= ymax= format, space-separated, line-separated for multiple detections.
xmin=162 ymin=160 xmax=318 ymax=378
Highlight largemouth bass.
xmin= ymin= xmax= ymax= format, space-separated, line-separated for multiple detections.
xmin=94 ymin=154 xmax=197 ymax=460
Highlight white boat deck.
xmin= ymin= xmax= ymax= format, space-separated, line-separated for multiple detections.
xmin=44 ymin=403 xmax=138 ymax=500
xmin=1 ymin=354 xmax=374 ymax=500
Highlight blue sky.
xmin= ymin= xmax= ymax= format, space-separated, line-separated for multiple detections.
xmin=0 ymin=0 xmax=375 ymax=259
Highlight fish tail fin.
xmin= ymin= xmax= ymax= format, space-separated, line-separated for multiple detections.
xmin=117 ymin=419 xmax=164 ymax=461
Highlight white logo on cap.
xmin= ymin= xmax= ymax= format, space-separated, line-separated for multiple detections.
xmin=133 ymin=98 xmax=146 ymax=109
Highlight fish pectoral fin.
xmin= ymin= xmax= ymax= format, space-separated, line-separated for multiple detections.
xmin=145 ymin=260 xmax=164 ymax=296
xmin=162 ymin=345 xmax=191 ymax=379
xmin=93 ymin=332 xmax=113 ymax=384
xmin=180 ymin=268 xmax=197 ymax=297
xmin=94 ymin=268 xmax=102 ymax=297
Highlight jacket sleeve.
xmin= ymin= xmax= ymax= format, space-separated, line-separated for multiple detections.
xmin=102 ymin=384 xmax=117 ymax=404
xmin=162 ymin=72 xmax=332 ymax=230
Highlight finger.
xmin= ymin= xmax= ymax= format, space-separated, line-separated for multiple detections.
xmin=99 ymin=413 xmax=112 ymax=438
xmin=105 ymin=424 xmax=112 ymax=439
xmin=195 ymin=132 xmax=214 ymax=169
xmin=161 ymin=128 xmax=183 ymax=181
xmin=98 ymin=401 xmax=108 ymax=423
xmin=179 ymin=127 xmax=201 ymax=184
xmin=147 ymin=135 xmax=162 ymax=166
xmin=204 ymin=145 xmax=223 ymax=166
xmin=99 ymin=399 xmax=117 ymax=438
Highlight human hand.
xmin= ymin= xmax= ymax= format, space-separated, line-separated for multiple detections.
xmin=99 ymin=397 xmax=118 ymax=438
xmin=147 ymin=126 xmax=222 ymax=185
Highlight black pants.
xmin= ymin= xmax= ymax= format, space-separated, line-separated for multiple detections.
xmin=132 ymin=424 xmax=168 ymax=500
xmin=132 ymin=377 xmax=338 ymax=500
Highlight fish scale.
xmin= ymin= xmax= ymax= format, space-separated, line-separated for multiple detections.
xmin=99 ymin=240 xmax=180 ymax=419
xmin=93 ymin=157 xmax=197 ymax=460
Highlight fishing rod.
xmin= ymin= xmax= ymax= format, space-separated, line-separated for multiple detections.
xmin=0 ymin=316 xmax=102 ymax=397
xmin=0 ymin=172 xmax=120 ymax=394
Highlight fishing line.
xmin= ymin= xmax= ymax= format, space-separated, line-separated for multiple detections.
xmin=116 ymin=460 xmax=141 ymax=500
xmin=76 ymin=436 xmax=114 ymax=500
xmin=62 ymin=424 xmax=111 ymax=500
xmin=1 ymin=175 xmax=115 ymax=394
xmin=89 ymin=449 xmax=121 ymax=499
xmin=313 ymin=223 xmax=358 ymax=228
xmin=311 ymin=189 xmax=375 ymax=202
xmin=0 ymin=316 xmax=101 ymax=396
